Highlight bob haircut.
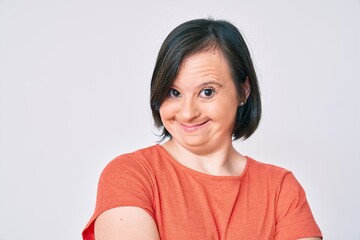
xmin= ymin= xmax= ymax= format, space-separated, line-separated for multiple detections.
xmin=150 ymin=18 xmax=261 ymax=140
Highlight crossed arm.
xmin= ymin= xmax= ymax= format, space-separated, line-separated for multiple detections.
xmin=95 ymin=207 xmax=160 ymax=240
xmin=94 ymin=207 xmax=321 ymax=240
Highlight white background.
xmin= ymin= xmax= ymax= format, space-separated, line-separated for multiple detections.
xmin=1 ymin=0 xmax=359 ymax=239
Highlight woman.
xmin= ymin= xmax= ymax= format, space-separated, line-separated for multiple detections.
xmin=83 ymin=18 xmax=322 ymax=240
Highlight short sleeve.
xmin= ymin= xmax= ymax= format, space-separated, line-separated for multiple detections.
xmin=82 ymin=154 xmax=155 ymax=240
xmin=274 ymin=172 xmax=322 ymax=240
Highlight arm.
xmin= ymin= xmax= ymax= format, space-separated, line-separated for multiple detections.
xmin=95 ymin=206 xmax=160 ymax=240
xmin=275 ymin=173 xmax=322 ymax=239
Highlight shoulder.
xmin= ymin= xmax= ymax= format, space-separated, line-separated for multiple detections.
xmin=246 ymin=156 xmax=292 ymax=180
xmin=94 ymin=145 xmax=165 ymax=215
xmin=245 ymin=157 xmax=304 ymax=197
xmin=103 ymin=144 xmax=162 ymax=174
xmin=97 ymin=144 xmax=166 ymax=191
xmin=82 ymin=145 xmax=163 ymax=240
xmin=111 ymin=144 xmax=161 ymax=163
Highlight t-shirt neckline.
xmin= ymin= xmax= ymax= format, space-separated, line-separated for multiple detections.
xmin=155 ymin=144 xmax=251 ymax=180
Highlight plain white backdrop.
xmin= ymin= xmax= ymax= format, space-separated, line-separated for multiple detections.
xmin=1 ymin=0 xmax=359 ymax=239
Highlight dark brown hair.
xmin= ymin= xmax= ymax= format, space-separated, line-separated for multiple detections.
xmin=150 ymin=18 xmax=261 ymax=140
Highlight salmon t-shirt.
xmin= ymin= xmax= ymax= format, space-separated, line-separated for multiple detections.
xmin=82 ymin=144 xmax=322 ymax=240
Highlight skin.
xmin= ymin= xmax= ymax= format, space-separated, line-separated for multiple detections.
xmin=95 ymin=207 xmax=160 ymax=240
xmin=94 ymin=49 xmax=321 ymax=240
xmin=160 ymin=49 xmax=249 ymax=176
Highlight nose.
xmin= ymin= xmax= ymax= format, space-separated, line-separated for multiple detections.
xmin=178 ymin=97 xmax=200 ymax=121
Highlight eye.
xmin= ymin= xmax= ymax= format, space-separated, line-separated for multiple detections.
xmin=199 ymin=88 xmax=215 ymax=98
xmin=168 ymin=88 xmax=181 ymax=98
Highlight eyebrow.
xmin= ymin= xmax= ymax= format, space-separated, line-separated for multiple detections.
xmin=171 ymin=80 xmax=224 ymax=90
xmin=197 ymin=81 xmax=224 ymax=88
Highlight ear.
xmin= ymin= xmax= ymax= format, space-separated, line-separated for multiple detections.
xmin=242 ymin=76 xmax=251 ymax=101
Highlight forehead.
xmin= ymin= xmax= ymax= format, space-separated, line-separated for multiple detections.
xmin=174 ymin=49 xmax=232 ymax=84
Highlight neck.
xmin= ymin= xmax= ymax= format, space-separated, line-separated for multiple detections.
xmin=162 ymin=139 xmax=246 ymax=176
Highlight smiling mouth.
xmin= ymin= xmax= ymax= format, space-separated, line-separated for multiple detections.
xmin=179 ymin=120 xmax=209 ymax=131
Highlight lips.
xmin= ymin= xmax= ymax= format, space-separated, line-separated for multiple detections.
xmin=178 ymin=120 xmax=209 ymax=132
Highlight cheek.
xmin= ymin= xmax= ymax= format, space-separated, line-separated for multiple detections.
xmin=159 ymin=108 xmax=166 ymax=122
xmin=207 ymin=98 xmax=238 ymax=114
xmin=159 ymin=102 xmax=174 ymax=120
xmin=208 ymin=100 xmax=238 ymax=124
